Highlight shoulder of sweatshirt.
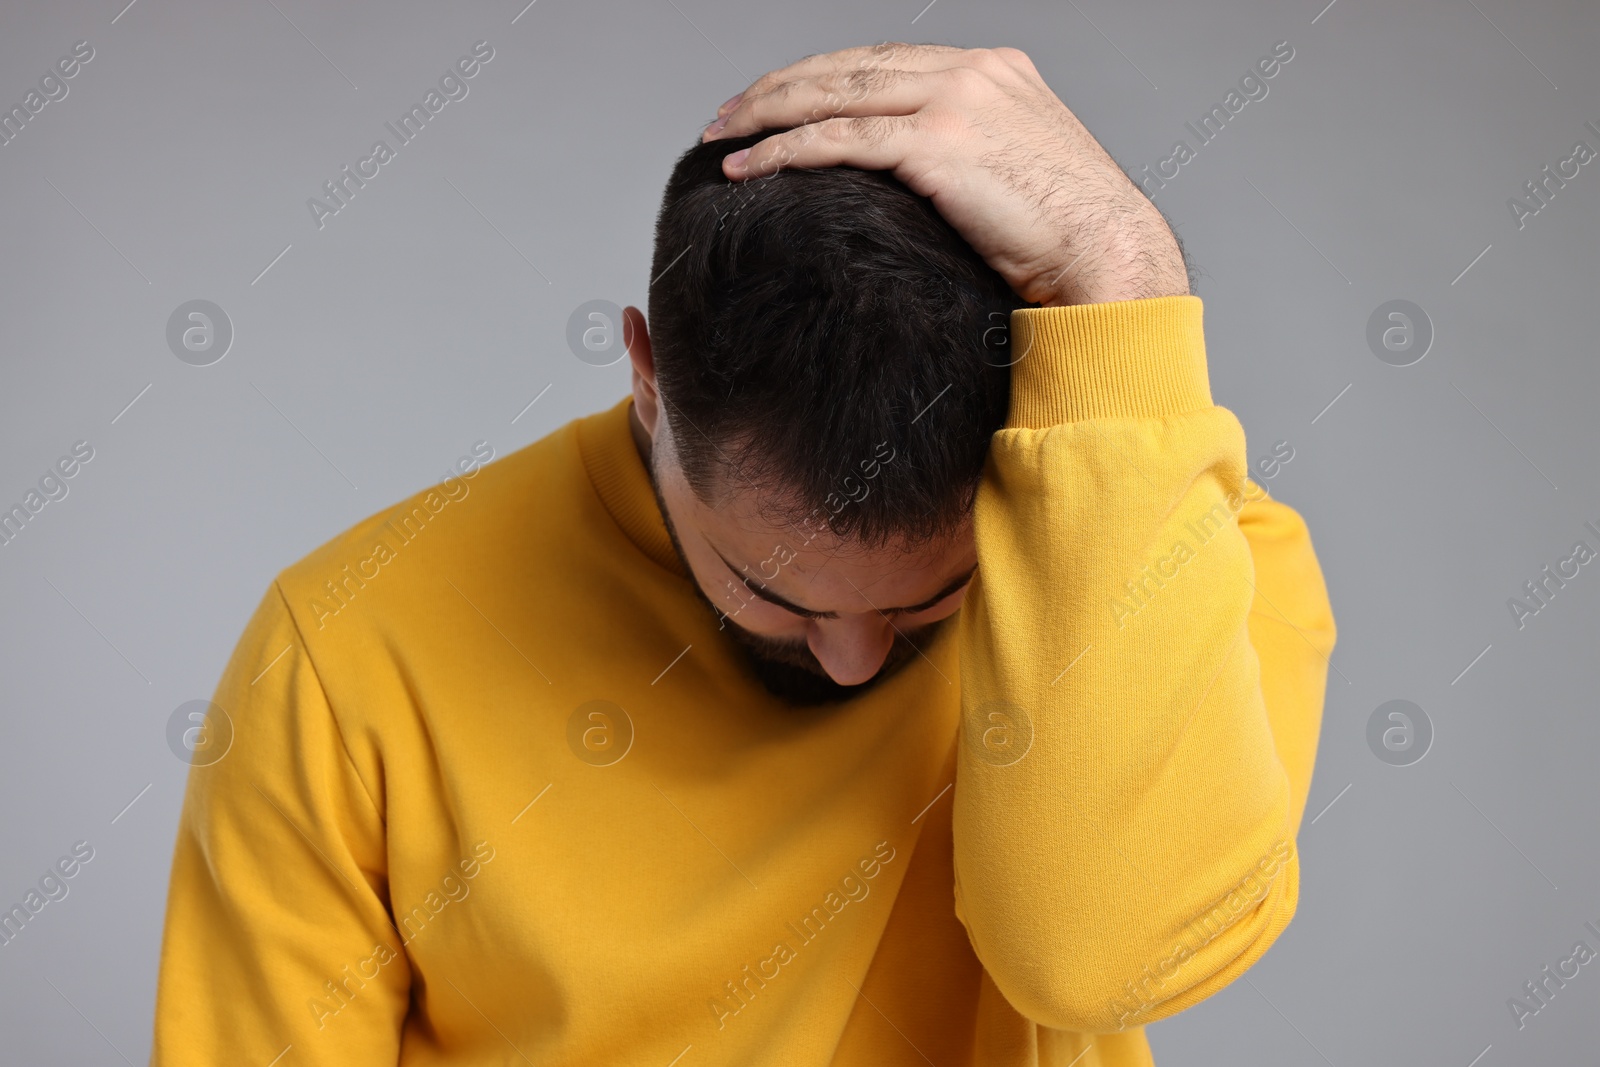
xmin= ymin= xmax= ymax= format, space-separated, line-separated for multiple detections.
xmin=267 ymin=411 xmax=607 ymax=685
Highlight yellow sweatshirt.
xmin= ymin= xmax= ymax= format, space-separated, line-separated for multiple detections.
xmin=151 ymin=294 xmax=1336 ymax=1066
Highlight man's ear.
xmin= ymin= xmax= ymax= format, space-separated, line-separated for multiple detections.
xmin=623 ymin=305 xmax=660 ymax=436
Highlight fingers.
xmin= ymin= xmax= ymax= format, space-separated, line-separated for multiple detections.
xmin=700 ymin=42 xmax=1038 ymax=186
xmin=723 ymin=41 xmax=970 ymax=112
xmin=706 ymin=65 xmax=959 ymax=145
xmin=707 ymin=41 xmax=1017 ymax=139
xmin=719 ymin=113 xmax=934 ymax=181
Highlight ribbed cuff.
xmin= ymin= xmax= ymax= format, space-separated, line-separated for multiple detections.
xmin=1004 ymin=294 xmax=1213 ymax=428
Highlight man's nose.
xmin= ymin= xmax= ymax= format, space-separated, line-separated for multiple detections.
xmin=806 ymin=615 xmax=895 ymax=686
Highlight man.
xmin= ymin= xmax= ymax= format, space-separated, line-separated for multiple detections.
xmin=152 ymin=43 xmax=1335 ymax=1066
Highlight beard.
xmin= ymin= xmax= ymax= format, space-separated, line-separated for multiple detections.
xmin=642 ymin=446 xmax=943 ymax=706
xmin=712 ymin=607 xmax=944 ymax=706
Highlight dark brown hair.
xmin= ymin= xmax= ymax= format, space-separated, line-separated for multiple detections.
xmin=646 ymin=127 xmax=1028 ymax=549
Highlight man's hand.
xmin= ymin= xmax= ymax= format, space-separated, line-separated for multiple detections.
xmin=701 ymin=42 xmax=1189 ymax=308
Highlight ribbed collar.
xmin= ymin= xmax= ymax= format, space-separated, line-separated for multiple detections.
xmin=575 ymin=394 xmax=689 ymax=580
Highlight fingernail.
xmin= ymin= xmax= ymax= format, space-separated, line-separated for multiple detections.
xmin=701 ymin=113 xmax=730 ymax=141
xmin=725 ymin=147 xmax=750 ymax=171
xmin=718 ymin=92 xmax=744 ymax=116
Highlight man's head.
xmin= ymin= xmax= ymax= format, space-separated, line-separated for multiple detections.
xmin=622 ymin=127 xmax=1028 ymax=704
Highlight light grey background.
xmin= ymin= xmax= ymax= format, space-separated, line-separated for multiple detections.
xmin=1 ymin=0 xmax=1596 ymax=1063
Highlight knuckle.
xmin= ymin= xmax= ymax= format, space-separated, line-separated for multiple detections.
xmin=755 ymin=140 xmax=795 ymax=174
xmin=946 ymin=64 xmax=991 ymax=95
xmin=751 ymin=76 xmax=795 ymax=111
xmin=869 ymin=40 xmax=907 ymax=64
xmin=744 ymin=80 xmax=791 ymax=123
xmin=819 ymin=117 xmax=852 ymax=143
xmin=968 ymin=46 xmax=1024 ymax=79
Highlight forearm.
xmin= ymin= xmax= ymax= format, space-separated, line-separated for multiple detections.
xmin=951 ymin=295 xmax=1325 ymax=1033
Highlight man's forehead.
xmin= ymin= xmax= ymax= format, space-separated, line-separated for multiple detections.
xmin=699 ymin=509 xmax=976 ymax=618
xmin=656 ymin=433 xmax=976 ymax=608
xmin=705 ymin=477 xmax=969 ymax=559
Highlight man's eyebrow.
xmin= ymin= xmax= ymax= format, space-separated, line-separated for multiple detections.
xmin=710 ymin=546 xmax=976 ymax=619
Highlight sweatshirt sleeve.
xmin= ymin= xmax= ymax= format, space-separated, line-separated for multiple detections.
xmin=151 ymin=581 xmax=410 ymax=1065
xmin=951 ymin=294 xmax=1336 ymax=1034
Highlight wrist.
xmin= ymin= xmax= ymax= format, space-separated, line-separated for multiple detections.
xmin=1038 ymin=215 xmax=1189 ymax=308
